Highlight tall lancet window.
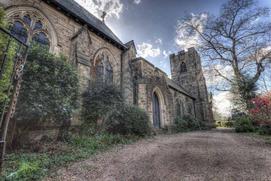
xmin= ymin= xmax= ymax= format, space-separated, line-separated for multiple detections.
xmin=180 ymin=62 xmax=187 ymax=73
xmin=95 ymin=54 xmax=113 ymax=85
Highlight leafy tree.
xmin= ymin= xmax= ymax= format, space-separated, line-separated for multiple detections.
xmin=14 ymin=45 xmax=79 ymax=140
xmin=0 ymin=7 xmax=17 ymax=117
xmin=177 ymin=0 xmax=271 ymax=111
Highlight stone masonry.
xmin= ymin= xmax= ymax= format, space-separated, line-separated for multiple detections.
xmin=0 ymin=0 xmax=213 ymax=142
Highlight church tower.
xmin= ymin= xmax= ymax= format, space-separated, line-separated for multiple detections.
xmin=170 ymin=47 xmax=213 ymax=122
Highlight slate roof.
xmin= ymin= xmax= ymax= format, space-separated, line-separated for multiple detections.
xmin=166 ymin=78 xmax=195 ymax=100
xmin=43 ymin=0 xmax=126 ymax=49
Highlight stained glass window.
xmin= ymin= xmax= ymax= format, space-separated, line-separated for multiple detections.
xmin=32 ymin=32 xmax=49 ymax=46
xmin=104 ymin=56 xmax=113 ymax=84
xmin=96 ymin=59 xmax=104 ymax=85
xmin=34 ymin=20 xmax=43 ymax=30
xmin=23 ymin=15 xmax=31 ymax=26
xmin=10 ymin=21 xmax=28 ymax=43
xmin=95 ymin=55 xmax=113 ymax=85
xmin=10 ymin=15 xmax=50 ymax=47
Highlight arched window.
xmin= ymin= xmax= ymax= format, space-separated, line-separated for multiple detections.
xmin=32 ymin=32 xmax=49 ymax=46
xmin=10 ymin=21 xmax=28 ymax=43
xmin=180 ymin=62 xmax=187 ymax=73
xmin=9 ymin=14 xmax=50 ymax=47
xmin=188 ymin=103 xmax=193 ymax=115
xmin=95 ymin=54 xmax=113 ymax=85
xmin=176 ymin=102 xmax=181 ymax=117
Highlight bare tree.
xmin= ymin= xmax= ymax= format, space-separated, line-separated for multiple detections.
xmin=177 ymin=0 xmax=271 ymax=111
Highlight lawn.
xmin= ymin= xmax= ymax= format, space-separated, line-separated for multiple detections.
xmin=1 ymin=133 xmax=140 ymax=181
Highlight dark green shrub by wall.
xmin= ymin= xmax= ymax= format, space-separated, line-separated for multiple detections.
xmin=105 ymin=105 xmax=151 ymax=137
xmin=173 ymin=115 xmax=206 ymax=132
xmin=82 ymin=84 xmax=151 ymax=136
xmin=14 ymin=45 xmax=79 ymax=132
xmin=81 ymin=84 xmax=123 ymax=126
xmin=234 ymin=115 xmax=254 ymax=133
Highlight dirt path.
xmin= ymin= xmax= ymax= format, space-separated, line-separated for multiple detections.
xmin=46 ymin=130 xmax=271 ymax=181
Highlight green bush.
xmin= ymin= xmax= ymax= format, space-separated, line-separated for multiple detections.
xmin=82 ymin=84 xmax=123 ymax=127
xmin=0 ymin=8 xmax=19 ymax=117
xmin=173 ymin=115 xmax=206 ymax=132
xmin=257 ymin=125 xmax=271 ymax=135
xmin=234 ymin=115 xmax=254 ymax=132
xmin=3 ymin=133 xmax=138 ymax=181
xmin=215 ymin=120 xmax=234 ymax=128
xmin=13 ymin=45 xmax=79 ymax=141
xmin=105 ymin=105 xmax=151 ymax=137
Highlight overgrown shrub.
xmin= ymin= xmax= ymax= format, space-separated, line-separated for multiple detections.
xmin=105 ymin=105 xmax=151 ymax=136
xmin=0 ymin=8 xmax=19 ymax=117
xmin=81 ymin=84 xmax=123 ymax=127
xmin=82 ymin=85 xmax=151 ymax=137
xmin=234 ymin=115 xmax=254 ymax=133
xmin=249 ymin=92 xmax=271 ymax=126
xmin=215 ymin=120 xmax=234 ymax=128
xmin=173 ymin=115 xmax=206 ymax=132
xmin=257 ymin=125 xmax=271 ymax=135
xmin=14 ymin=45 xmax=79 ymax=139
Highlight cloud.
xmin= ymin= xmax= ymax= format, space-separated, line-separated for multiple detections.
xmin=75 ymin=0 xmax=123 ymax=20
xmin=213 ymin=91 xmax=233 ymax=117
xmin=162 ymin=50 xmax=172 ymax=58
xmin=133 ymin=0 xmax=141 ymax=4
xmin=175 ymin=13 xmax=208 ymax=50
xmin=137 ymin=42 xmax=161 ymax=58
xmin=155 ymin=38 xmax=163 ymax=45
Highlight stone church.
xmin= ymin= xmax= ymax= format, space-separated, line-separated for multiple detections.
xmin=1 ymin=0 xmax=213 ymax=133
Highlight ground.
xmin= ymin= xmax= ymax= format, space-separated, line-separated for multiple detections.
xmin=45 ymin=129 xmax=271 ymax=181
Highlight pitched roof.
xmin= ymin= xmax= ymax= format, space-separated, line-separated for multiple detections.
xmin=43 ymin=0 xmax=126 ymax=50
xmin=166 ymin=78 xmax=195 ymax=100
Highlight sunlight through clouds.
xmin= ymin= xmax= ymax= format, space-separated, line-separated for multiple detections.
xmin=75 ymin=0 xmax=124 ymax=19
xmin=137 ymin=42 xmax=161 ymax=58
xmin=175 ymin=13 xmax=208 ymax=50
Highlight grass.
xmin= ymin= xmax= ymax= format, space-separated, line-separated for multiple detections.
xmin=244 ymin=132 xmax=271 ymax=145
xmin=1 ymin=133 xmax=140 ymax=181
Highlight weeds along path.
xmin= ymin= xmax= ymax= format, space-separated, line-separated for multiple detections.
xmin=45 ymin=130 xmax=271 ymax=181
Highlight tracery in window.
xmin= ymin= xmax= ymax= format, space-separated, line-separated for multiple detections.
xmin=95 ymin=54 xmax=113 ymax=85
xmin=9 ymin=13 xmax=50 ymax=47
xmin=32 ymin=32 xmax=49 ymax=46
xmin=180 ymin=62 xmax=187 ymax=73
xmin=23 ymin=15 xmax=31 ymax=26
xmin=10 ymin=21 xmax=28 ymax=43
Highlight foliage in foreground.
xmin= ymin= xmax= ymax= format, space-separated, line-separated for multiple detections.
xmin=2 ymin=133 xmax=138 ymax=181
xmin=14 ymin=45 xmax=79 ymax=141
xmin=233 ymin=92 xmax=271 ymax=135
xmin=173 ymin=115 xmax=207 ymax=132
xmin=105 ymin=105 xmax=152 ymax=136
xmin=234 ymin=115 xmax=254 ymax=133
xmin=82 ymin=84 xmax=151 ymax=137
xmin=0 ymin=8 xmax=19 ymax=116
xmin=215 ymin=120 xmax=234 ymax=128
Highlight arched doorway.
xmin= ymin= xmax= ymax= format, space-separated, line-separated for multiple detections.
xmin=152 ymin=92 xmax=161 ymax=128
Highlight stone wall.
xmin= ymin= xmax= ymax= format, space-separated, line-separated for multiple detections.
xmin=1 ymin=0 xmax=124 ymax=143
xmin=131 ymin=58 xmax=174 ymax=127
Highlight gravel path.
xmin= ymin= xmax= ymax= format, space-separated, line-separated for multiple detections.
xmin=46 ymin=129 xmax=271 ymax=181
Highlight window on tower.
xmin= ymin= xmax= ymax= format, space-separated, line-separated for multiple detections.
xmin=180 ymin=62 xmax=187 ymax=73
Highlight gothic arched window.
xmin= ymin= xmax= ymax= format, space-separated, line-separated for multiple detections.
xmin=95 ymin=55 xmax=113 ymax=85
xmin=180 ymin=62 xmax=187 ymax=73
xmin=9 ymin=14 xmax=50 ymax=47
xmin=10 ymin=21 xmax=28 ymax=43
xmin=176 ymin=102 xmax=181 ymax=117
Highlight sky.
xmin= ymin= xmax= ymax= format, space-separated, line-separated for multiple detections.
xmin=75 ymin=0 xmax=271 ymax=116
